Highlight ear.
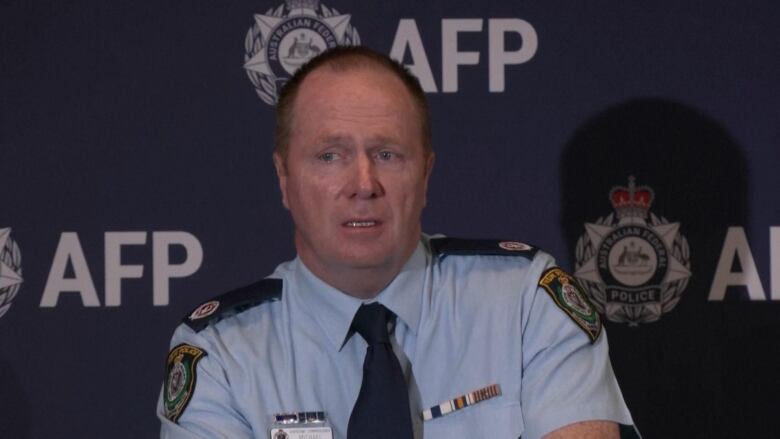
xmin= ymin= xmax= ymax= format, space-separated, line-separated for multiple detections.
xmin=425 ymin=152 xmax=435 ymax=177
xmin=422 ymin=152 xmax=435 ymax=207
xmin=273 ymin=152 xmax=290 ymax=210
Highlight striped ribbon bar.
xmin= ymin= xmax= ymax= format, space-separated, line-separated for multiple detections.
xmin=421 ymin=384 xmax=502 ymax=421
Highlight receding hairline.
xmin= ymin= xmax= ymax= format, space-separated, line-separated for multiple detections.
xmin=286 ymin=64 xmax=427 ymax=159
xmin=306 ymin=52 xmax=399 ymax=73
xmin=292 ymin=61 xmax=422 ymax=123
xmin=274 ymin=47 xmax=432 ymax=160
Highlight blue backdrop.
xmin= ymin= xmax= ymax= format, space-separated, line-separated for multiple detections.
xmin=1 ymin=1 xmax=779 ymax=437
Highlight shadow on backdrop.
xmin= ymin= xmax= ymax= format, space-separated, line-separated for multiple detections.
xmin=561 ymin=99 xmax=778 ymax=438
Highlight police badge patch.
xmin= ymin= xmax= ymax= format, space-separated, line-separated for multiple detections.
xmin=539 ymin=267 xmax=602 ymax=343
xmin=164 ymin=344 xmax=207 ymax=422
xmin=243 ymin=0 xmax=361 ymax=105
xmin=574 ymin=176 xmax=691 ymax=326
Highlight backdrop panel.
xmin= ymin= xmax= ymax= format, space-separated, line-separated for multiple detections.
xmin=1 ymin=1 xmax=778 ymax=438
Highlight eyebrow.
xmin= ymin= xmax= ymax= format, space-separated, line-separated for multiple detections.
xmin=314 ymin=134 xmax=401 ymax=147
xmin=315 ymin=134 xmax=352 ymax=146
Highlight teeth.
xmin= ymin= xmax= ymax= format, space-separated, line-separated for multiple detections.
xmin=346 ymin=221 xmax=376 ymax=227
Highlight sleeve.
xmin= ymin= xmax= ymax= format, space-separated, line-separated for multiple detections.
xmin=156 ymin=324 xmax=254 ymax=439
xmin=518 ymin=258 xmax=640 ymax=439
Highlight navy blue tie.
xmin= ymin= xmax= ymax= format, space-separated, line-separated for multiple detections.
xmin=347 ymin=303 xmax=414 ymax=439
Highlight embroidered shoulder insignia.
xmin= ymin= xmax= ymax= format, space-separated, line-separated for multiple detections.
xmin=183 ymin=278 xmax=283 ymax=332
xmin=430 ymin=237 xmax=538 ymax=259
xmin=163 ymin=343 xmax=207 ymax=423
xmin=538 ymin=267 xmax=602 ymax=343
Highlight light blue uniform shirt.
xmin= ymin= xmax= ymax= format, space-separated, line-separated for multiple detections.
xmin=158 ymin=236 xmax=636 ymax=438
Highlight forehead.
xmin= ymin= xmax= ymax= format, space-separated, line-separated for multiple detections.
xmin=288 ymin=65 xmax=422 ymax=142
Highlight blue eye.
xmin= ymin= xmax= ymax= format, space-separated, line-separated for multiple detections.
xmin=319 ymin=152 xmax=337 ymax=162
xmin=377 ymin=151 xmax=395 ymax=160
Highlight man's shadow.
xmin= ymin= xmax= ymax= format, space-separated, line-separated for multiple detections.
xmin=560 ymin=99 xmax=778 ymax=438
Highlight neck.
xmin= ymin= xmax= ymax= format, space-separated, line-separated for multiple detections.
xmin=315 ymin=267 xmax=396 ymax=299
xmin=296 ymin=243 xmax=418 ymax=300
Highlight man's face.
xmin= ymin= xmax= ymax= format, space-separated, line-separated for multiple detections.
xmin=274 ymin=66 xmax=433 ymax=289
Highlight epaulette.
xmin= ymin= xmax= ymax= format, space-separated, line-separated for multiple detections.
xmin=183 ymin=278 xmax=283 ymax=332
xmin=430 ymin=237 xmax=538 ymax=259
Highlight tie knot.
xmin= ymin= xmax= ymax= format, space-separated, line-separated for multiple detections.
xmin=351 ymin=303 xmax=393 ymax=345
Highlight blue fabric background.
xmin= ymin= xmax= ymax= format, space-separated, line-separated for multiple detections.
xmin=1 ymin=1 xmax=778 ymax=437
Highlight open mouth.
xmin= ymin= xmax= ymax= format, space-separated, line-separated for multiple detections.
xmin=343 ymin=220 xmax=380 ymax=228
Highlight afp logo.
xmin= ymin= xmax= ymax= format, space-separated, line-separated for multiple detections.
xmin=243 ymin=0 xmax=360 ymax=105
xmin=0 ymin=227 xmax=23 ymax=319
xmin=573 ymin=177 xmax=692 ymax=326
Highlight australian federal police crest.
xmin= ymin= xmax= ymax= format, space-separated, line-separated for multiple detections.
xmin=0 ymin=227 xmax=23 ymax=320
xmin=243 ymin=0 xmax=361 ymax=105
xmin=574 ymin=177 xmax=691 ymax=326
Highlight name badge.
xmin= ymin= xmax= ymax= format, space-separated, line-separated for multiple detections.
xmin=270 ymin=411 xmax=333 ymax=439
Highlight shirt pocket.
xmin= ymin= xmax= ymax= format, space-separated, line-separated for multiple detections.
xmin=423 ymin=399 xmax=524 ymax=439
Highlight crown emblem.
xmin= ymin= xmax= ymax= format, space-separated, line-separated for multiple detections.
xmin=609 ymin=176 xmax=654 ymax=219
xmin=285 ymin=0 xmax=320 ymax=10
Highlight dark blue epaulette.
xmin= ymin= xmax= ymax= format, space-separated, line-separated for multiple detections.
xmin=183 ymin=278 xmax=283 ymax=333
xmin=430 ymin=237 xmax=538 ymax=260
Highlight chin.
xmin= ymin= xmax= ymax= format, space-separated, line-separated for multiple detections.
xmin=342 ymin=252 xmax=389 ymax=268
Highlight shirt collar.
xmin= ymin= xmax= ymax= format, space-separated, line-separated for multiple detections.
xmin=374 ymin=240 xmax=428 ymax=336
xmin=293 ymin=239 xmax=429 ymax=351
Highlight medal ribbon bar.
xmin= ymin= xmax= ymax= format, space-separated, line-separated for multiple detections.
xmin=422 ymin=384 xmax=502 ymax=421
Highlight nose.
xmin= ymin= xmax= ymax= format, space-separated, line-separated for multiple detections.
xmin=349 ymin=153 xmax=383 ymax=199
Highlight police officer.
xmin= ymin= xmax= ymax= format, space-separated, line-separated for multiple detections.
xmin=157 ymin=46 xmax=639 ymax=439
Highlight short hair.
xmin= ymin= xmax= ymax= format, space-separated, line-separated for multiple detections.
xmin=274 ymin=46 xmax=431 ymax=160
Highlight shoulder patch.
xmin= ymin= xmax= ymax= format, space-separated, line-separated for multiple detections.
xmin=163 ymin=343 xmax=207 ymax=423
xmin=430 ymin=237 xmax=538 ymax=259
xmin=183 ymin=278 xmax=283 ymax=332
xmin=538 ymin=267 xmax=602 ymax=343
